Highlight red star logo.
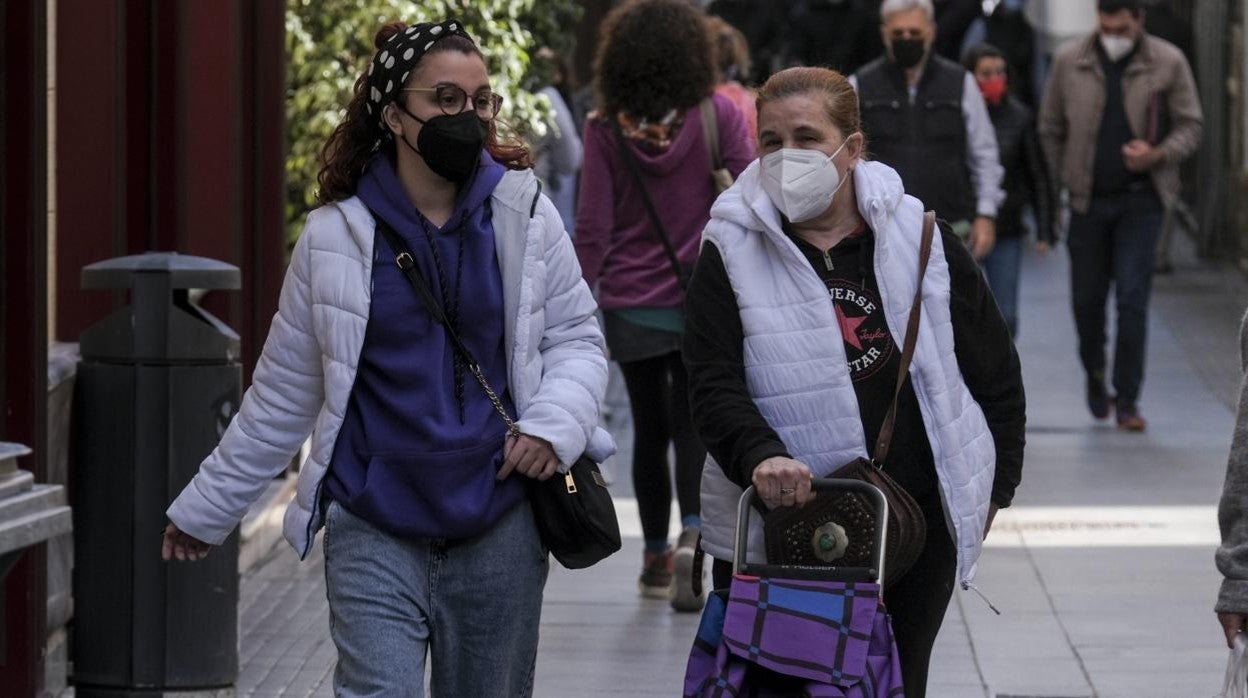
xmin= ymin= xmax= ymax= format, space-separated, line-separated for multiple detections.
xmin=835 ymin=305 xmax=867 ymax=351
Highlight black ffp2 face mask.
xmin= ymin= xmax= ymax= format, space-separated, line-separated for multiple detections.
xmin=396 ymin=106 xmax=486 ymax=183
xmin=890 ymin=38 xmax=928 ymax=69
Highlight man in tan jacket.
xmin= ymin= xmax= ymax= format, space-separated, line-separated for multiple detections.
xmin=1039 ymin=0 xmax=1202 ymax=432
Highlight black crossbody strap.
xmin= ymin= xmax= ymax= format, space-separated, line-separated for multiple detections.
xmin=372 ymin=214 xmax=521 ymax=437
xmin=609 ymin=118 xmax=689 ymax=290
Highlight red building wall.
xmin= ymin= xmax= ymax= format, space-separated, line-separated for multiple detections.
xmin=0 ymin=1 xmax=285 ymax=693
xmin=55 ymin=0 xmax=286 ymax=385
xmin=1 ymin=2 xmax=49 ymax=694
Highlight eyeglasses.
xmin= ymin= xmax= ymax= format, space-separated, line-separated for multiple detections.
xmin=400 ymin=84 xmax=504 ymax=120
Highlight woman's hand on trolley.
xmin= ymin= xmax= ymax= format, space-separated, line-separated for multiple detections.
xmin=752 ymin=457 xmax=816 ymax=509
xmin=161 ymin=523 xmax=213 ymax=562
xmin=499 ymin=433 xmax=560 ymax=481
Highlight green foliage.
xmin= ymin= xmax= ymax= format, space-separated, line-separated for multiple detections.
xmin=285 ymin=0 xmax=583 ymax=247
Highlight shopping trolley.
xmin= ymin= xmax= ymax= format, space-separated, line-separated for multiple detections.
xmin=682 ymin=479 xmax=905 ymax=697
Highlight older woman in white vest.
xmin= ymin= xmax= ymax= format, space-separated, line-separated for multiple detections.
xmin=683 ymin=66 xmax=1025 ymax=697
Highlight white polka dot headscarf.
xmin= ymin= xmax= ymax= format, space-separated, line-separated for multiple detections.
xmin=364 ymin=18 xmax=474 ymax=131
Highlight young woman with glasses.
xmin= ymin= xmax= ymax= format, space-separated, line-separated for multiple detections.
xmin=161 ymin=18 xmax=613 ymax=697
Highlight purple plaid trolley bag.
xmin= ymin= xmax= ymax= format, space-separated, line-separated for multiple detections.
xmin=682 ymin=480 xmax=905 ymax=697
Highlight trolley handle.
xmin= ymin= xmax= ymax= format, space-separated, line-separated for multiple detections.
xmin=733 ymin=479 xmax=890 ymax=585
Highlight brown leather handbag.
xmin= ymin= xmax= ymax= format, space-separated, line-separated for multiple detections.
xmin=764 ymin=211 xmax=936 ymax=587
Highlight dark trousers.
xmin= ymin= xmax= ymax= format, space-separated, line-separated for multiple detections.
xmin=1067 ymin=189 xmax=1164 ymax=407
xmin=618 ymin=351 xmax=704 ymax=544
xmin=710 ymin=518 xmax=957 ymax=697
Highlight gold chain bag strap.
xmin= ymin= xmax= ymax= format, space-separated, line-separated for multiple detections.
xmin=763 ymin=211 xmax=936 ymax=586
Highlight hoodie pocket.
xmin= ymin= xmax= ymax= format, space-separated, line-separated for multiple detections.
xmin=349 ymin=439 xmax=506 ymax=539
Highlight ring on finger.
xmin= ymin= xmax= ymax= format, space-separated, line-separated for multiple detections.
xmin=779 ymin=487 xmax=796 ymax=496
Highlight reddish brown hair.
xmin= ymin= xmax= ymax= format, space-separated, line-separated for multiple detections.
xmin=316 ymin=23 xmax=532 ymax=204
xmin=755 ymin=67 xmax=863 ymax=144
xmin=707 ymin=16 xmax=751 ymax=84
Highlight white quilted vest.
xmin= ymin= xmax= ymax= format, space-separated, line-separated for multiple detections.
xmin=698 ymin=159 xmax=996 ymax=587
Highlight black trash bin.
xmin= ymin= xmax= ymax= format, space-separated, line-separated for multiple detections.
xmin=73 ymin=252 xmax=242 ymax=697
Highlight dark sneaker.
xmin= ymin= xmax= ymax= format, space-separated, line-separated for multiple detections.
xmin=639 ymin=549 xmax=673 ymax=599
xmin=671 ymin=527 xmax=705 ymax=612
xmin=1086 ymin=379 xmax=1112 ymax=420
xmin=1116 ymin=404 xmax=1147 ymax=432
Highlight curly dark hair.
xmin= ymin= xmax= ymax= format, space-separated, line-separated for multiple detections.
xmin=594 ymin=0 xmax=716 ymax=121
xmin=317 ymin=23 xmax=532 ymax=204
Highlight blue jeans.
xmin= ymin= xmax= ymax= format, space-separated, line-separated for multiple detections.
xmin=1066 ymin=189 xmax=1164 ymax=407
xmin=323 ymin=498 xmax=548 ymax=697
xmin=981 ymin=235 xmax=1023 ymax=337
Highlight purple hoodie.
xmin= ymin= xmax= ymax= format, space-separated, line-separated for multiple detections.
xmin=574 ymin=93 xmax=755 ymax=310
xmin=325 ymin=151 xmax=524 ymax=540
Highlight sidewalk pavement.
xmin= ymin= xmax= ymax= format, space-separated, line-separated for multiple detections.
xmin=232 ymin=231 xmax=1244 ymax=697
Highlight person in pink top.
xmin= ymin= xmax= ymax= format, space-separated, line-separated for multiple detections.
xmin=709 ymin=15 xmax=758 ymax=140
xmin=574 ymin=0 xmax=754 ymax=613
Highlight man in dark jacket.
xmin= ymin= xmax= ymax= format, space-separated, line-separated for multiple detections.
xmin=787 ymin=0 xmax=880 ymax=75
xmin=1039 ymin=0 xmax=1203 ymax=430
xmin=931 ymin=0 xmax=980 ymax=60
xmin=852 ymin=0 xmax=1004 ymax=260
xmin=964 ymin=43 xmax=1055 ymax=337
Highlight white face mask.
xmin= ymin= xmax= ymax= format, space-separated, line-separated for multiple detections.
xmin=1100 ymin=34 xmax=1135 ymax=62
xmin=760 ymin=139 xmax=852 ymax=223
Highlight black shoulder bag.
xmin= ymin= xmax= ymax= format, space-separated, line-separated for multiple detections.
xmin=372 ymin=214 xmax=621 ymax=569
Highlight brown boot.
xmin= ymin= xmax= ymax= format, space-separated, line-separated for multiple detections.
xmin=639 ymin=548 xmax=673 ymax=599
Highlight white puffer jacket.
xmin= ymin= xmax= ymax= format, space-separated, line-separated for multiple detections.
xmin=167 ymin=169 xmax=615 ymax=559
xmin=698 ymin=159 xmax=996 ymax=586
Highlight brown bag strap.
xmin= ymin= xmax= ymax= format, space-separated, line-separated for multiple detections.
xmin=699 ymin=98 xmax=722 ymax=170
xmin=872 ymin=211 xmax=936 ymax=466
